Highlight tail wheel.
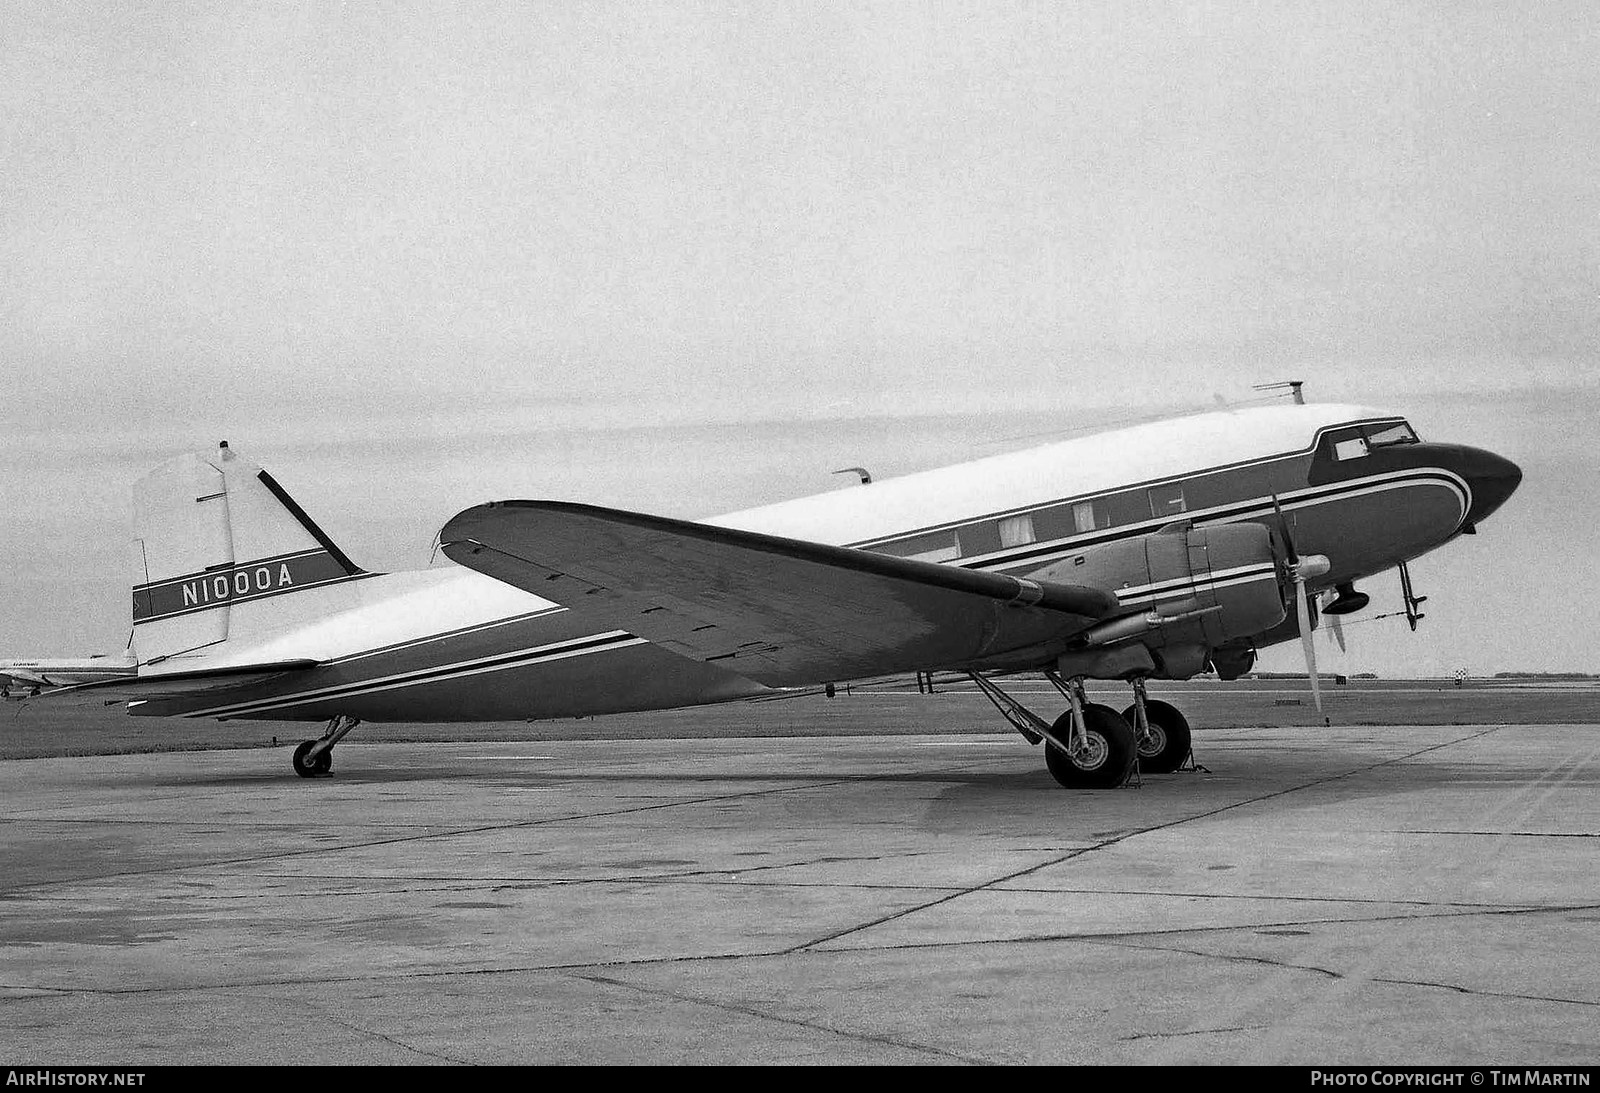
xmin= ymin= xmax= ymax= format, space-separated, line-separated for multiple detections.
xmin=292 ymin=740 xmax=331 ymax=778
xmin=1045 ymin=703 xmax=1137 ymax=789
xmin=1122 ymin=699 xmax=1192 ymax=774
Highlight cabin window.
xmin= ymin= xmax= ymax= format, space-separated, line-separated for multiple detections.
xmin=879 ymin=530 xmax=961 ymax=563
xmin=1147 ymin=483 xmax=1186 ymax=518
xmin=1071 ymin=501 xmax=1101 ymax=533
xmin=998 ymin=514 xmax=1036 ymax=548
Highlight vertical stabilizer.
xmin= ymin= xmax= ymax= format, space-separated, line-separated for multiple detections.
xmin=130 ymin=443 xmax=366 ymax=665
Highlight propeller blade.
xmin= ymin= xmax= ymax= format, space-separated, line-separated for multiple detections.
xmin=1270 ymin=493 xmax=1298 ymax=564
xmin=1317 ymin=591 xmax=1348 ymax=652
xmin=1295 ymin=576 xmax=1323 ymax=716
xmin=1272 ymin=498 xmax=1329 ymax=717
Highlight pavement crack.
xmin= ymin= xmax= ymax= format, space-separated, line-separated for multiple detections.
xmin=788 ymin=900 xmax=1600 ymax=960
xmin=242 ymin=987 xmax=477 ymax=1064
xmin=0 ymin=779 xmax=859 ymax=896
xmin=1119 ymin=1023 xmax=1269 ymax=1042
xmin=8 ymin=892 xmax=1599 ymax=1007
xmin=1368 ymin=975 xmax=1600 ymax=1010
xmin=317 ymin=1014 xmax=477 ymax=1065
xmin=569 ymin=972 xmax=990 ymax=1064
xmin=1398 ymin=830 xmax=1600 ymax=839
xmin=1095 ymin=944 xmax=1600 ymax=1012
xmin=1084 ymin=936 xmax=1345 ymax=980
xmin=783 ymin=725 xmax=1509 ymax=952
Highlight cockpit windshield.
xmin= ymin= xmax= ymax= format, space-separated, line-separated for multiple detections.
xmin=1330 ymin=420 xmax=1420 ymax=460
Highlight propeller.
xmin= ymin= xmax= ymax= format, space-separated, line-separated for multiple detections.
xmin=1319 ymin=591 xmax=1347 ymax=652
xmin=1271 ymin=496 xmax=1332 ymax=716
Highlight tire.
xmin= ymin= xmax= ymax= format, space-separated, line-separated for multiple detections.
xmin=292 ymin=740 xmax=322 ymax=778
xmin=1044 ymin=703 xmax=1137 ymax=788
xmin=1121 ymin=699 xmax=1192 ymax=774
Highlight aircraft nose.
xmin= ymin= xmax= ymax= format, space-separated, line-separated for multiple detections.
xmin=1455 ymin=446 xmax=1522 ymax=529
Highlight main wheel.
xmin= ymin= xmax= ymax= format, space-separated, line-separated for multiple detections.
xmin=292 ymin=740 xmax=330 ymax=778
xmin=1121 ymin=699 xmax=1192 ymax=774
xmin=1044 ymin=703 xmax=1137 ymax=788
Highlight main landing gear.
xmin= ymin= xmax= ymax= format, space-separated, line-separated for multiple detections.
xmin=1121 ymin=677 xmax=1192 ymax=775
xmin=291 ymin=715 xmax=361 ymax=778
xmin=967 ymin=672 xmax=1196 ymax=788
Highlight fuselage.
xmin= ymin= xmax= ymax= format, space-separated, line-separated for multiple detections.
xmin=133 ymin=403 xmax=1519 ymax=723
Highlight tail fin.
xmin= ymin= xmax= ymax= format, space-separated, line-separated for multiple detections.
xmin=130 ymin=443 xmax=367 ymax=665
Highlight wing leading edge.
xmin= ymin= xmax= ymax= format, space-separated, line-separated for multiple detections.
xmin=440 ymin=501 xmax=1117 ymax=687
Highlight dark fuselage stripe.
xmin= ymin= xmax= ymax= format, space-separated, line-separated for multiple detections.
xmin=175 ymin=465 xmax=1463 ymax=719
xmin=957 ymin=469 xmax=1466 ymax=576
xmin=135 ymin=571 xmax=375 ymax=623
xmin=185 ymin=631 xmax=644 ymax=718
xmin=133 ymin=548 xmax=327 ymax=593
xmin=1113 ymin=563 xmax=1279 ymax=601
xmin=1115 ymin=567 xmax=1280 ymax=608
xmin=848 ymin=417 xmax=1406 ymax=546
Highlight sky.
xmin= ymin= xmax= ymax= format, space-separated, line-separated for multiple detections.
xmin=2 ymin=2 xmax=1596 ymax=677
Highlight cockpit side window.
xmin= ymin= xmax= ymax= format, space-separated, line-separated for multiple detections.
xmin=1363 ymin=421 xmax=1419 ymax=449
xmin=1332 ymin=432 xmax=1367 ymax=460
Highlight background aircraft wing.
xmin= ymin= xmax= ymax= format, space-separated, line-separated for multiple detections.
xmin=0 ymin=669 xmax=49 ymax=687
xmin=440 ymin=501 xmax=1117 ymax=686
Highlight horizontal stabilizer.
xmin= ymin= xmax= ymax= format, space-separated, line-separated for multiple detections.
xmin=440 ymin=501 xmax=1116 ymax=686
xmin=54 ymin=660 xmax=320 ymax=702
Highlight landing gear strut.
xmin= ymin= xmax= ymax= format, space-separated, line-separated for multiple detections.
xmin=967 ymin=671 xmax=1137 ymax=789
xmin=292 ymin=715 xmax=361 ymax=778
xmin=1399 ymin=561 xmax=1428 ymax=631
xmin=1121 ymin=678 xmax=1193 ymax=774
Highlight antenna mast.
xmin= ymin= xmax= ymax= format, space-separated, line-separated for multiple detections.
xmin=1252 ymin=380 xmax=1305 ymax=404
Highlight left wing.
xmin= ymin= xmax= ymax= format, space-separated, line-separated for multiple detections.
xmin=441 ymin=501 xmax=1117 ymax=686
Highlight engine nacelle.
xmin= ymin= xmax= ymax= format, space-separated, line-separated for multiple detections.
xmin=1209 ymin=641 xmax=1257 ymax=681
xmin=1026 ymin=522 xmax=1286 ymax=680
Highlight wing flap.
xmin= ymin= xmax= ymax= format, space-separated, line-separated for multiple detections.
xmin=440 ymin=502 xmax=1116 ymax=686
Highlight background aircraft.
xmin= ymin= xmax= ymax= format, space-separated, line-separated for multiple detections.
xmin=1 ymin=655 xmax=136 ymax=697
xmin=69 ymin=402 xmax=1518 ymax=785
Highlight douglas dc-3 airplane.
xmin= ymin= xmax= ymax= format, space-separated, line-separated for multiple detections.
xmin=76 ymin=400 xmax=1519 ymax=786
